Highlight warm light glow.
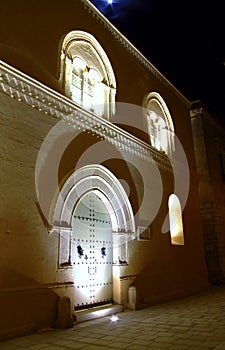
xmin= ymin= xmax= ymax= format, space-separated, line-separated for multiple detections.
xmin=110 ymin=314 xmax=119 ymax=322
xmin=73 ymin=56 xmax=86 ymax=70
xmin=92 ymin=189 xmax=117 ymax=229
xmin=149 ymin=111 xmax=157 ymax=122
xmin=89 ymin=68 xmax=101 ymax=81
xmin=168 ymin=194 xmax=184 ymax=245
xmin=61 ymin=30 xmax=117 ymax=118
xmin=146 ymin=92 xmax=175 ymax=155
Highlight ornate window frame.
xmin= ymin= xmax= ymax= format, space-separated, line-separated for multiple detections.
xmin=59 ymin=30 xmax=116 ymax=119
xmin=144 ymin=92 xmax=175 ymax=155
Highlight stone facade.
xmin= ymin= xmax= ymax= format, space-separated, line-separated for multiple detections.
xmin=191 ymin=101 xmax=225 ymax=283
xmin=0 ymin=0 xmax=209 ymax=340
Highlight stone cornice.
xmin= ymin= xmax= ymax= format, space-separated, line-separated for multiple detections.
xmin=0 ymin=59 xmax=172 ymax=172
xmin=190 ymin=101 xmax=225 ymax=132
xmin=81 ymin=0 xmax=190 ymax=106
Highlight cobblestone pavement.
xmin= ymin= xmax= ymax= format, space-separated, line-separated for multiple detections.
xmin=1 ymin=285 xmax=225 ymax=350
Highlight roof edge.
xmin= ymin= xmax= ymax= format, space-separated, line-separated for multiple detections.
xmin=81 ymin=0 xmax=190 ymax=106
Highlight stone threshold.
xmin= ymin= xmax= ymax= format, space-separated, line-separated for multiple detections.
xmin=74 ymin=304 xmax=123 ymax=323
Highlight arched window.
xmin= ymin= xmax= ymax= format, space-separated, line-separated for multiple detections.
xmin=71 ymin=59 xmax=104 ymax=115
xmin=144 ymin=92 xmax=175 ymax=155
xmin=59 ymin=30 xmax=116 ymax=119
xmin=71 ymin=57 xmax=86 ymax=105
xmin=168 ymin=194 xmax=184 ymax=245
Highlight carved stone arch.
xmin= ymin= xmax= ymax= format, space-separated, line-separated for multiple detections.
xmin=59 ymin=30 xmax=116 ymax=118
xmin=53 ymin=164 xmax=135 ymax=231
xmin=144 ymin=92 xmax=174 ymax=133
xmin=61 ymin=30 xmax=116 ymax=88
xmin=144 ymin=91 xmax=175 ymax=154
xmin=51 ymin=164 xmax=135 ymax=267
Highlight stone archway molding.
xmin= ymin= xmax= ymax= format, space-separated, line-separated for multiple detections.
xmin=52 ymin=164 xmax=135 ymax=233
xmin=51 ymin=164 xmax=135 ymax=267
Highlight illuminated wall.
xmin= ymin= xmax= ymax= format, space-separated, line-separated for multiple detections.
xmin=0 ymin=0 xmax=209 ymax=340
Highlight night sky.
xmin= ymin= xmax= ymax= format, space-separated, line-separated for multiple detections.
xmin=90 ymin=0 xmax=225 ymax=122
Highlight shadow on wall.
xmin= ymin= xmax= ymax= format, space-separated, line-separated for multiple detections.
xmin=131 ymin=256 xmax=209 ymax=308
xmin=0 ymin=267 xmax=59 ymax=341
xmin=0 ymin=44 xmax=61 ymax=92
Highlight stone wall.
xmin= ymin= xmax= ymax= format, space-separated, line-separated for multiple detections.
xmin=0 ymin=91 xmax=63 ymax=339
xmin=0 ymin=0 xmax=210 ymax=338
xmin=191 ymin=103 xmax=225 ymax=283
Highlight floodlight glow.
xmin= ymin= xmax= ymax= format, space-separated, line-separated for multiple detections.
xmin=108 ymin=0 xmax=113 ymax=4
xmin=110 ymin=314 xmax=119 ymax=322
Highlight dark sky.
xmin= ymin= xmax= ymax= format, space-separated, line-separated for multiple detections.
xmin=90 ymin=0 xmax=225 ymax=122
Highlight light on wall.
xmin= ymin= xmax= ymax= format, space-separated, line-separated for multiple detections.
xmin=168 ymin=194 xmax=184 ymax=245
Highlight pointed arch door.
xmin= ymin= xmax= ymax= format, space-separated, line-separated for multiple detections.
xmin=72 ymin=190 xmax=113 ymax=309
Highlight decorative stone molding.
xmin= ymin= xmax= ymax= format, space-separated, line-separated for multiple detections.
xmin=60 ymin=30 xmax=117 ymax=119
xmin=52 ymin=164 xmax=136 ymax=268
xmin=190 ymin=108 xmax=203 ymax=118
xmin=80 ymin=0 xmax=191 ymax=106
xmin=80 ymin=0 xmax=163 ymax=81
xmin=58 ymin=227 xmax=73 ymax=268
xmin=52 ymin=164 xmax=136 ymax=232
xmin=0 ymin=60 xmax=172 ymax=171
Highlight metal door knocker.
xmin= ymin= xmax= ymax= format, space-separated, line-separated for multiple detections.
xmin=101 ymin=247 xmax=106 ymax=258
xmin=77 ymin=245 xmax=84 ymax=258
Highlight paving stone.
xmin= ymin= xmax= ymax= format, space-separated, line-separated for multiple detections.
xmin=1 ymin=286 xmax=225 ymax=349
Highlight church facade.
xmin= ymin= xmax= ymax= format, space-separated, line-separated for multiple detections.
xmin=0 ymin=0 xmax=209 ymax=339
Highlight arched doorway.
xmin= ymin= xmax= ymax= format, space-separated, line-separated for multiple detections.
xmin=52 ymin=164 xmax=135 ymax=308
xmin=72 ymin=190 xmax=113 ymax=309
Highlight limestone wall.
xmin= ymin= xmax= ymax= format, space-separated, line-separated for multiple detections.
xmin=191 ymin=105 xmax=225 ymax=283
xmin=0 ymin=0 xmax=210 ymax=339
